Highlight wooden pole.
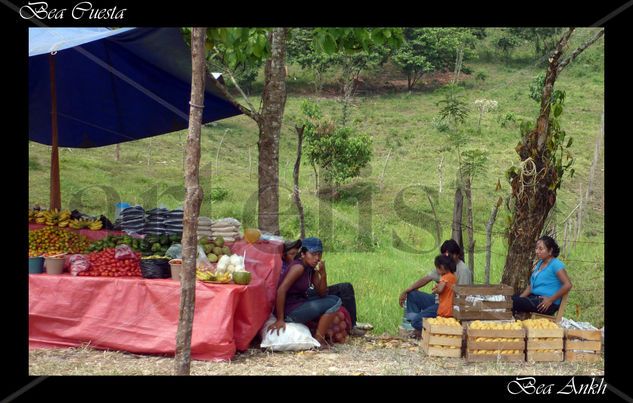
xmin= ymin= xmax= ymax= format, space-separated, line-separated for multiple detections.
xmin=174 ymin=27 xmax=207 ymax=376
xmin=49 ymin=54 xmax=61 ymax=210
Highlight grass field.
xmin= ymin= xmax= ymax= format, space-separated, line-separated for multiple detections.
xmin=28 ymin=29 xmax=604 ymax=334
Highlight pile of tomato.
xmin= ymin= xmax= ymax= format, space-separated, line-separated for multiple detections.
xmin=79 ymin=248 xmax=142 ymax=277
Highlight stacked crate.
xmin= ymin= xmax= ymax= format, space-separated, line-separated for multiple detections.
xmin=522 ymin=319 xmax=565 ymax=362
xmin=465 ymin=320 xmax=525 ymax=362
xmin=565 ymin=329 xmax=602 ymax=362
xmin=452 ymin=285 xmax=514 ymax=321
xmin=421 ymin=317 xmax=463 ymax=358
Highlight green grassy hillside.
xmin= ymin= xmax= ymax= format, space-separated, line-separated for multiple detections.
xmin=28 ymin=29 xmax=604 ymax=333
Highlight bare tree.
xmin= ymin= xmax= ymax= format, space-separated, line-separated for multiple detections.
xmin=293 ymin=125 xmax=306 ymax=238
xmin=174 ymin=27 xmax=206 ymax=376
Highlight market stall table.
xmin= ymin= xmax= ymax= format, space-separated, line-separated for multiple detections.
xmin=29 ymin=223 xmax=129 ymax=241
xmin=29 ymin=240 xmax=283 ymax=361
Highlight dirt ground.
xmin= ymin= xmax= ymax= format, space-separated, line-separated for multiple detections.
xmin=29 ymin=334 xmax=604 ymax=376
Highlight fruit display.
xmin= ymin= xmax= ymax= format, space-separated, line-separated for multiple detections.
xmin=29 ymin=208 xmax=103 ymax=230
xmin=79 ymin=248 xmax=142 ymax=277
xmin=196 ymin=270 xmax=232 ymax=283
xmin=426 ymin=317 xmax=461 ymax=327
xmin=86 ymin=233 xmax=181 ymax=256
xmin=469 ymin=320 xmax=523 ymax=330
xmin=29 ymin=226 xmax=92 ymax=256
xmin=520 ymin=318 xmax=560 ymax=329
xmin=198 ymin=236 xmax=232 ymax=264
xmin=69 ymin=218 xmax=103 ymax=230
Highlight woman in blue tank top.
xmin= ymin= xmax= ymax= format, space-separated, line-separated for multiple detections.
xmin=512 ymin=236 xmax=573 ymax=315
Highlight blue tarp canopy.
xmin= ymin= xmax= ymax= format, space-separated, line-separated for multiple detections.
xmin=29 ymin=27 xmax=242 ymax=148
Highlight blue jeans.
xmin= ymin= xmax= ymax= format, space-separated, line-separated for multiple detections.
xmin=405 ymin=290 xmax=438 ymax=331
xmin=286 ymin=293 xmax=342 ymax=324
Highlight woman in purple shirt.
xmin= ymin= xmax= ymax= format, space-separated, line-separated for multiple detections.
xmin=512 ymin=236 xmax=573 ymax=315
xmin=268 ymin=237 xmax=341 ymax=348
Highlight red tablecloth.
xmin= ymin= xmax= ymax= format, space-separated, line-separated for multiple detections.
xmin=29 ymin=223 xmax=128 ymax=241
xmin=29 ymin=240 xmax=283 ymax=361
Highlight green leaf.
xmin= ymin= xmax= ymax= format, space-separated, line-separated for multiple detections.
xmin=553 ymin=103 xmax=563 ymax=117
xmin=566 ymin=137 xmax=573 ymax=148
xmin=323 ymin=34 xmax=337 ymax=54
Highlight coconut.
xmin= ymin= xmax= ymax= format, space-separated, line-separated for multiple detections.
xmin=232 ymin=270 xmax=251 ymax=285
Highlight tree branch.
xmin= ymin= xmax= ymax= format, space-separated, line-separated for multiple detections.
xmin=224 ymin=68 xmax=259 ymax=116
xmin=557 ymin=29 xmax=605 ymax=73
xmin=206 ymin=69 xmax=260 ymax=122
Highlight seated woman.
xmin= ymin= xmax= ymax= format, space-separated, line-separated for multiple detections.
xmin=280 ymin=238 xmax=372 ymax=336
xmin=512 ymin=236 xmax=572 ymax=316
xmin=268 ymin=237 xmax=342 ymax=348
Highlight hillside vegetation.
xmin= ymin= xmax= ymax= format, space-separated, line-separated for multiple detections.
xmin=28 ymin=28 xmax=604 ymax=334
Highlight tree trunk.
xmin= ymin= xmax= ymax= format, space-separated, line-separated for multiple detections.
xmin=501 ymin=29 xmax=573 ymax=293
xmin=114 ymin=144 xmax=120 ymax=162
xmin=451 ymin=185 xmax=464 ymax=254
xmin=312 ymin=162 xmax=319 ymax=195
xmin=257 ymin=28 xmax=288 ymax=235
xmin=293 ymin=125 xmax=306 ymax=239
xmin=174 ymin=27 xmax=206 ymax=376
xmin=485 ymin=196 xmax=503 ymax=285
xmin=464 ymin=176 xmax=475 ymax=281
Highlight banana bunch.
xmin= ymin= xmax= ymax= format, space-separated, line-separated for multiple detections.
xmin=31 ymin=209 xmax=73 ymax=227
xmin=474 ymin=337 xmax=522 ymax=342
xmin=69 ymin=218 xmax=102 ymax=230
xmin=471 ymin=349 xmax=522 ymax=355
xmin=196 ymin=270 xmax=232 ymax=283
xmin=427 ymin=317 xmax=461 ymax=327
xmin=534 ymin=349 xmax=558 ymax=353
xmin=521 ymin=319 xmax=560 ymax=329
xmin=470 ymin=320 xmax=523 ymax=330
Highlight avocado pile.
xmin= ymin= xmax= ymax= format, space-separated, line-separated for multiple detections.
xmin=87 ymin=233 xmax=182 ymax=256
xmin=199 ymin=236 xmax=231 ymax=263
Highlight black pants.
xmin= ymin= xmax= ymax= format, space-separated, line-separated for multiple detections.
xmin=327 ymin=282 xmax=357 ymax=326
xmin=512 ymin=294 xmax=559 ymax=316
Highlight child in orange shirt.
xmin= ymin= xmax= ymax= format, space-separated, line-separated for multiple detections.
xmin=431 ymin=255 xmax=457 ymax=317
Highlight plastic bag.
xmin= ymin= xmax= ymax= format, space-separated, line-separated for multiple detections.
xmin=115 ymin=244 xmax=136 ymax=260
xmin=68 ymin=254 xmax=91 ymax=276
xmin=140 ymin=258 xmax=171 ymax=279
xmin=165 ymin=243 xmax=182 ymax=259
xmin=259 ymin=314 xmax=321 ymax=351
xmin=196 ymin=245 xmax=213 ymax=272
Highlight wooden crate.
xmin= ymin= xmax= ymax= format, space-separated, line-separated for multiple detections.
xmin=453 ymin=285 xmax=514 ymax=321
xmin=525 ymin=326 xmax=564 ymax=362
xmin=421 ymin=321 xmax=463 ymax=358
xmin=564 ymin=329 xmax=602 ymax=362
xmin=465 ymin=322 xmax=525 ymax=362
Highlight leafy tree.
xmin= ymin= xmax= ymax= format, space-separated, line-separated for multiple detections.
xmin=392 ymin=28 xmax=477 ymax=91
xmin=437 ymin=84 xmax=470 ymax=126
xmin=507 ymin=28 xmax=563 ymax=58
xmin=287 ymin=28 xmax=337 ymax=94
xmin=495 ymin=35 xmax=521 ymax=61
xmin=502 ymin=28 xmax=604 ymax=292
xmin=196 ymin=27 xmax=402 ymax=234
xmin=300 ymin=100 xmax=372 ymax=189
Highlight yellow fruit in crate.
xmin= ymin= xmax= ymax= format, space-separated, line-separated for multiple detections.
xmin=244 ymin=228 xmax=261 ymax=244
